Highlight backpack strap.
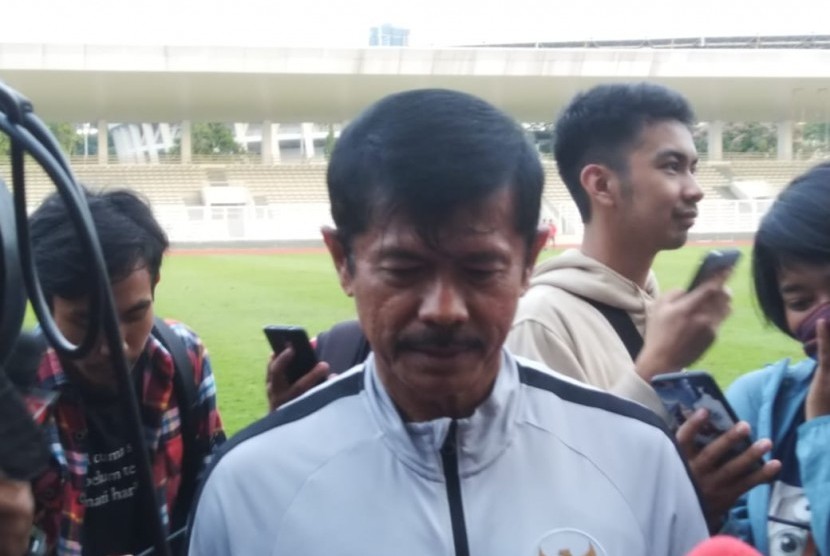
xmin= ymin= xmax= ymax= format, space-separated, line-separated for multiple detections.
xmin=574 ymin=295 xmax=644 ymax=361
xmin=313 ymin=319 xmax=371 ymax=375
xmin=151 ymin=317 xmax=201 ymax=531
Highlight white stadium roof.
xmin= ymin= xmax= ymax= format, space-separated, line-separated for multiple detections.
xmin=1 ymin=42 xmax=830 ymax=123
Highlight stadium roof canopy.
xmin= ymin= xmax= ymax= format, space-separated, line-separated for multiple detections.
xmin=1 ymin=42 xmax=830 ymax=123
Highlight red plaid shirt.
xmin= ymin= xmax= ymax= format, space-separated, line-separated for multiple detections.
xmin=31 ymin=320 xmax=225 ymax=556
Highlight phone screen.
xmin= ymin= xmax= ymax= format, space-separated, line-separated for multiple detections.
xmin=651 ymin=371 xmax=759 ymax=468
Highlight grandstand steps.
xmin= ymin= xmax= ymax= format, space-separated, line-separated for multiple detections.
xmin=728 ymin=160 xmax=816 ymax=189
xmin=205 ymin=167 xmax=230 ymax=187
xmin=5 ymin=157 xmax=818 ymax=211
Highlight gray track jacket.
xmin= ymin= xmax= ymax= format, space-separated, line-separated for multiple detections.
xmin=187 ymin=351 xmax=708 ymax=556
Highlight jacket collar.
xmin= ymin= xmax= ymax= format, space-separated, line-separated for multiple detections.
xmin=363 ymin=349 xmax=521 ymax=481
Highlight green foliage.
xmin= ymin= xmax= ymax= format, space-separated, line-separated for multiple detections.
xmin=0 ymin=123 xmax=83 ymax=156
xmin=169 ymin=122 xmax=241 ymax=155
xmin=48 ymin=123 xmax=83 ymax=155
xmin=723 ymin=122 xmax=777 ymax=155
xmin=795 ymin=122 xmax=830 ymax=157
xmin=323 ymin=125 xmax=337 ymax=159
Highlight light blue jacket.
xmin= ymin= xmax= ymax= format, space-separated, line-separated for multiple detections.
xmin=725 ymin=358 xmax=830 ymax=555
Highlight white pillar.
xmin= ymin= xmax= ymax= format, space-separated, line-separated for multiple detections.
xmin=159 ymin=123 xmax=174 ymax=151
xmin=111 ymin=127 xmax=129 ymax=164
xmin=777 ymin=120 xmax=793 ymax=161
xmin=301 ymin=122 xmax=315 ymax=159
xmin=180 ymin=120 xmax=192 ymax=164
xmin=97 ymin=120 xmax=108 ymax=165
xmin=261 ymin=121 xmax=281 ymax=165
xmin=707 ymin=120 xmax=723 ymax=161
xmin=142 ymin=123 xmax=159 ymax=163
xmin=127 ymin=125 xmax=145 ymax=164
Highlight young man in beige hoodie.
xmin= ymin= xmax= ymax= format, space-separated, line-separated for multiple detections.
xmin=507 ymin=83 xmax=780 ymax=528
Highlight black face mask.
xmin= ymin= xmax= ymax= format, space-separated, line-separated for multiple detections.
xmin=795 ymin=302 xmax=830 ymax=360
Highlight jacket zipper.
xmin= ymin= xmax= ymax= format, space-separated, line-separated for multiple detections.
xmin=440 ymin=420 xmax=470 ymax=556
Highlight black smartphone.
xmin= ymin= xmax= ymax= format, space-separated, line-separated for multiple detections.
xmin=687 ymin=248 xmax=742 ymax=291
xmin=651 ymin=371 xmax=761 ymax=469
xmin=263 ymin=325 xmax=319 ymax=385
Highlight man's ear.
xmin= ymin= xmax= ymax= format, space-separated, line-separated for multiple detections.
xmin=521 ymin=228 xmax=548 ymax=291
xmin=321 ymin=226 xmax=354 ymax=297
xmin=579 ymin=163 xmax=618 ymax=210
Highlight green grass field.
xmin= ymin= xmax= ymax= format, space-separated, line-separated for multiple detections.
xmin=27 ymin=245 xmax=804 ymax=435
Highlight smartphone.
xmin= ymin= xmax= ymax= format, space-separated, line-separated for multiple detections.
xmin=652 ymin=371 xmax=761 ymax=469
xmin=687 ymin=248 xmax=742 ymax=291
xmin=263 ymin=325 xmax=319 ymax=385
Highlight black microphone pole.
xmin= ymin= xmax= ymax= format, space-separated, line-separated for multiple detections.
xmin=0 ymin=82 xmax=172 ymax=556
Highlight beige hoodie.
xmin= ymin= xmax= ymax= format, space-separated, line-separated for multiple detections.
xmin=507 ymin=249 xmax=670 ymax=420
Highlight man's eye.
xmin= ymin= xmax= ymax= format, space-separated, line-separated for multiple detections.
xmin=466 ymin=268 xmax=499 ymax=280
xmin=124 ymin=312 xmax=147 ymax=324
xmin=382 ymin=266 xmax=421 ymax=276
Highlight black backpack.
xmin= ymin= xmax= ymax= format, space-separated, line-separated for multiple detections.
xmin=313 ymin=319 xmax=371 ymax=374
xmin=150 ymin=317 xmax=203 ymax=531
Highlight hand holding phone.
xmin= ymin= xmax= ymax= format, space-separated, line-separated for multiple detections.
xmin=653 ymin=371 xmax=780 ymax=523
xmin=687 ymin=249 xmax=742 ymax=292
xmin=263 ymin=325 xmax=319 ymax=385
xmin=651 ymin=371 xmax=760 ymax=466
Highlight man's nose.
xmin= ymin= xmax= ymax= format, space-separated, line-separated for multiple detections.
xmin=684 ymin=173 xmax=704 ymax=202
xmin=419 ymin=276 xmax=469 ymax=327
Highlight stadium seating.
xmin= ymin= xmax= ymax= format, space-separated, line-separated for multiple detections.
xmin=541 ymin=161 xmax=571 ymax=203
xmin=728 ymin=160 xmax=815 ymax=189
xmin=0 ymin=160 xmax=206 ymax=206
xmin=2 ymin=158 xmax=821 ymax=210
xmin=223 ymin=165 xmax=328 ymax=203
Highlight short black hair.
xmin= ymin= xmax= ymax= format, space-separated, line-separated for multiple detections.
xmin=327 ymin=88 xmax=543 ymax=256
xmin=554 ymin=82 xmax=696 ymax=222
xmin=29 ymin=187 xmax=169 ymax=303
xmin=752 ymin=162 xmax=830 ymax=336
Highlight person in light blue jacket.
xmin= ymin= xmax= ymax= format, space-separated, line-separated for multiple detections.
xmin=726 ymin=161 xmax=830 ymax=556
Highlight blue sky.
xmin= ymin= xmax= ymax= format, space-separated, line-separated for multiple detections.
xmin=3 ymin=0 xmax=829 ymax=47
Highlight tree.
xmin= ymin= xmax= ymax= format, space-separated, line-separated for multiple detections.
xmin=795 ymin=122 xmax=830 ymax=158
xmin=48 ymin=123 xmax=83 ymax=155
xmin=0 ymin=122 xmax=82 ymax=157
xmin=722 ymin=122 xmax=776 ymax=156
xmin=169 ymin=122 xmax=241 ymax=155
xmin=323 ymin=125 xmax=337 ymax=159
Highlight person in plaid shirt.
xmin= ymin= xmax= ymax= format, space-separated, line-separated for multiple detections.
xmin=27 ymin=188 xmax=225 ymax=556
